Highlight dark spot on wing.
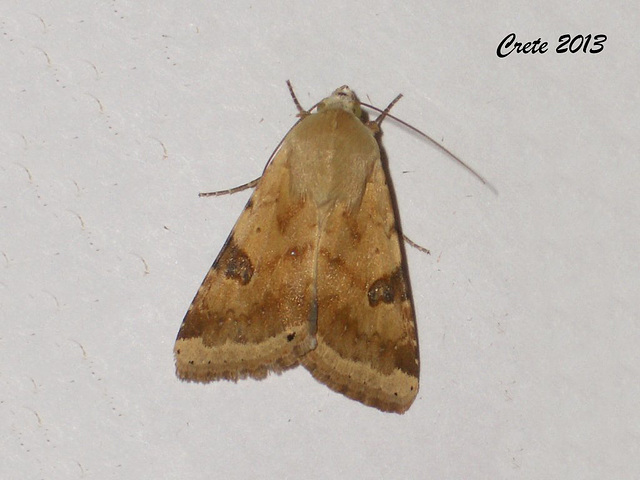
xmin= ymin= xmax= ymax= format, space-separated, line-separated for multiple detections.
xmin=217 ymin=238 xmax=254 ymax=285
xmin=367 ymin=268 xmax=407 ymax=306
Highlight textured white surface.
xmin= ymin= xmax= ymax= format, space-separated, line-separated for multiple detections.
xmin=1 ymin=2 xmax=638 ymax=479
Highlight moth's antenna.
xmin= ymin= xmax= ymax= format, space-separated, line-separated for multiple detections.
xmin=362 ymin=100 xmax=496 ymax=194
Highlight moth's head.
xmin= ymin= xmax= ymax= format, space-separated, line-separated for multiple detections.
xmin=316 ymin=85 xmax=363 ymax=119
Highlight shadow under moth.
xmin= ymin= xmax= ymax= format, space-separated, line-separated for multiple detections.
xmin=174 ymin=83 xmax=424 ymax=414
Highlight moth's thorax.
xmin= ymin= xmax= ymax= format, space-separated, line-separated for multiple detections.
xmin=285 ymin=106 xmax=379 ymax=212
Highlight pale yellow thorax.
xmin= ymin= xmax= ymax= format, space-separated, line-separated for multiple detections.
xmin=284 ymin=87 xmax=379 ymax=214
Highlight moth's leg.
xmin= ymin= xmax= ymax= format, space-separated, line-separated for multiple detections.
xmin=403 ymin=234 xmax=430 ymax=254
xmin=286 ymin=80 xmax=306 ymax=115
xmin=199 ymin=177 xmax=260 ymax=197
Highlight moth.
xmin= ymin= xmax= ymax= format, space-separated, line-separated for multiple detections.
xmin=174 ymin=83 xmax=422 ymax=413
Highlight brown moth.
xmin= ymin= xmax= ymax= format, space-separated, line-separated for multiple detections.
xmin=174 ymin=84 xmax=420 ymax=413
